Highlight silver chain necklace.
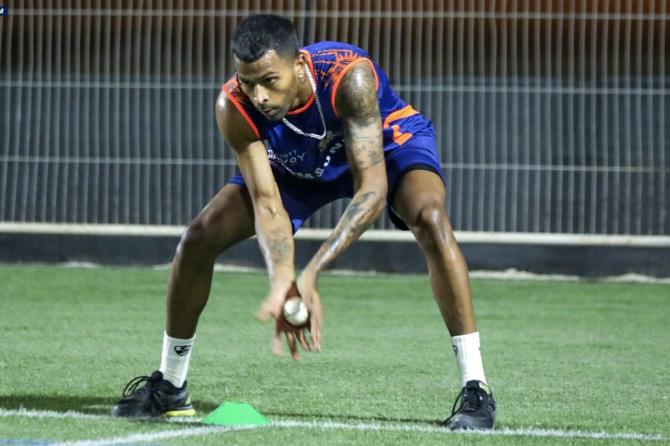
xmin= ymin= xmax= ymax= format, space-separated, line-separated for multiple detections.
xmin=281 ymin=65 xmax=327 ymax=140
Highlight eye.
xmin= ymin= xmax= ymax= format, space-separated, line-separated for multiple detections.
xmin=264 ymin=77 xmax=277 ymax=85
xmin=238 ymin=78 xmax=252 ymax=88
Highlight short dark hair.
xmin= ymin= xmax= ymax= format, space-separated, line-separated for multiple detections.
xmin=232 ymin=14 xmax=300 ymax=62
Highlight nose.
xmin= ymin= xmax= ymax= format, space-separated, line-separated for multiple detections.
xmin=253 ymin=85 xmax=269 ymax=104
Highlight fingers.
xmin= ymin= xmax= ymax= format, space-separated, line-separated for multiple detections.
xmin=256 ymin=308 xmax=271 ymax=322
xmin=272 ymin=330 xmax=283 ymax=356
xmin=273 ymin=318 xmax=305 ymax=360
xmin=297 ymin=330 xmax=311 ymax=351
xmin=310 ymin=314 xmax=321 ymax=351
xmin=263 ymin=279 xmax=319 ymax=360
xmin=286 ymin=331 xmax=300 ymax=361
xmin=257 ymin=281 xmax=296 ymax=322
xmin=256 ymin=300 xmax=278 ymax=322
xmin=256 ymin=291 xmax=286 ymax=322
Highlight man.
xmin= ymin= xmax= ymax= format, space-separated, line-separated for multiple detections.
xmin=111 ymin=14 xmax=496 ymax=430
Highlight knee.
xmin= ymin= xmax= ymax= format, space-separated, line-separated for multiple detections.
xmin=177 ymin=217 xmax=219 ymax=257
xmin=409 ymin=204 xmax=455 ymax=252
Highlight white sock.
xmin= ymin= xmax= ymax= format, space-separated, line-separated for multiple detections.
xmin=159 ymin=332 xmax=195 ymax=388
xmin=451 ymin=332 xmax=487 ymax=387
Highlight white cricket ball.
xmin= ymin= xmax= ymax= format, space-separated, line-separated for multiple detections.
xmin=282 ymin=297 xmax=309 ymax=327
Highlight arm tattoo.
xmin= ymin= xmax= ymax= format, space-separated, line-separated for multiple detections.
xmin=338 ymin=64 xmax=379 ymax=123
xmin=365 ymin=144 xmax=384 ymax=167
xmin=268 ymin=232 xmax=290 ymax=265
xmin=343 ymin=191 xmax=377 ymax=223
xmin=306 ymin=63 xmax=386 ymax=275
xmin=317 ymin=191 xmax=380 ymax=264
xmin=337 ymin=63 xmax=385 ymax=172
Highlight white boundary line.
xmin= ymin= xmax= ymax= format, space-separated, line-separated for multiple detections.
xmin=469 ymin=269 xmax=670 ymax=284
xmin=273 ymin=419 xmax=669 ymax=442
xmin=0 ymin=409 xmax=108 ymax=421
xmin=0 ymin=222 xmax=186 ymax=237
xmin=50 ymin=426 xmax=257 ymax=446
xmin=0 ymin=408 xmax=668 ymax=443
xmin=2 ymin=222 xmax=670 ymax=247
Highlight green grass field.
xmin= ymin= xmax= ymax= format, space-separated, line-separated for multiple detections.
xmin=1 ymin=264 xmax=668 ymax=445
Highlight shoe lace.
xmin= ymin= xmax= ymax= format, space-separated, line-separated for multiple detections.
xmin=448 ymin=385 xmax=483 ymax=417
xmin=122 ymin=375 xmax=157 ymax=398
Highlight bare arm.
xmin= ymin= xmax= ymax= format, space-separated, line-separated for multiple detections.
xmin=215 ymin=93 xmax=295 ymax=295
xmin=303 ymin=62 xmax=387 ymax=277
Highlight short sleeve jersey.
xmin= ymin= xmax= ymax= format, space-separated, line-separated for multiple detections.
xmin=222 ymin=41 xmax=433 ymax=182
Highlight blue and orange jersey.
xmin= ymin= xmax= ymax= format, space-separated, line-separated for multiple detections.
xmin=222 ymin=41 xmax=433 ymax=182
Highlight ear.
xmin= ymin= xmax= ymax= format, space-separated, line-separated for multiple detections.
xmin=294 ymin=52 xmax=307 ymax=78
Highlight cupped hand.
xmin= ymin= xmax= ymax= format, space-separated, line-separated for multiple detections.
xmin=297 ymin=271 xmax=322 ymax=352
xmin=257 ymin=281 xmax=314 ymax=360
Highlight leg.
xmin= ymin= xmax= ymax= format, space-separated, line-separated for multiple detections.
xmin=392 ymin=169 xmax=495 ymax=430
xmin=392 ymin=169 xmax=475 ymax=336
xmin=112 ymin=183 xmax=255 ymax=419
xmin=167 ymin=183 xmax=255 ymax=338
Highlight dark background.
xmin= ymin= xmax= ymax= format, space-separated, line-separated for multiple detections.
xmin=1 ymin=1 xmax=668 ymax=275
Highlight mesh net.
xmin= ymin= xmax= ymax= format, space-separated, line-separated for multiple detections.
xmin=1 ymin=1 xmax=668 ymax=235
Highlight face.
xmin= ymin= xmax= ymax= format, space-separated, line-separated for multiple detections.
xmin=235 ymin=50 xmax=305 ymax=121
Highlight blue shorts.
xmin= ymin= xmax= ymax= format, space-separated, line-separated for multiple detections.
xmin=227 ymin=134 xmax=445 ymax=232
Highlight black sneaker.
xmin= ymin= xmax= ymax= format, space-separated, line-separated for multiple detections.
xmin=111 ymin=371 xmax=196 ymax=418
xmin=443 ymin=380 xmax=496 ymax=430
